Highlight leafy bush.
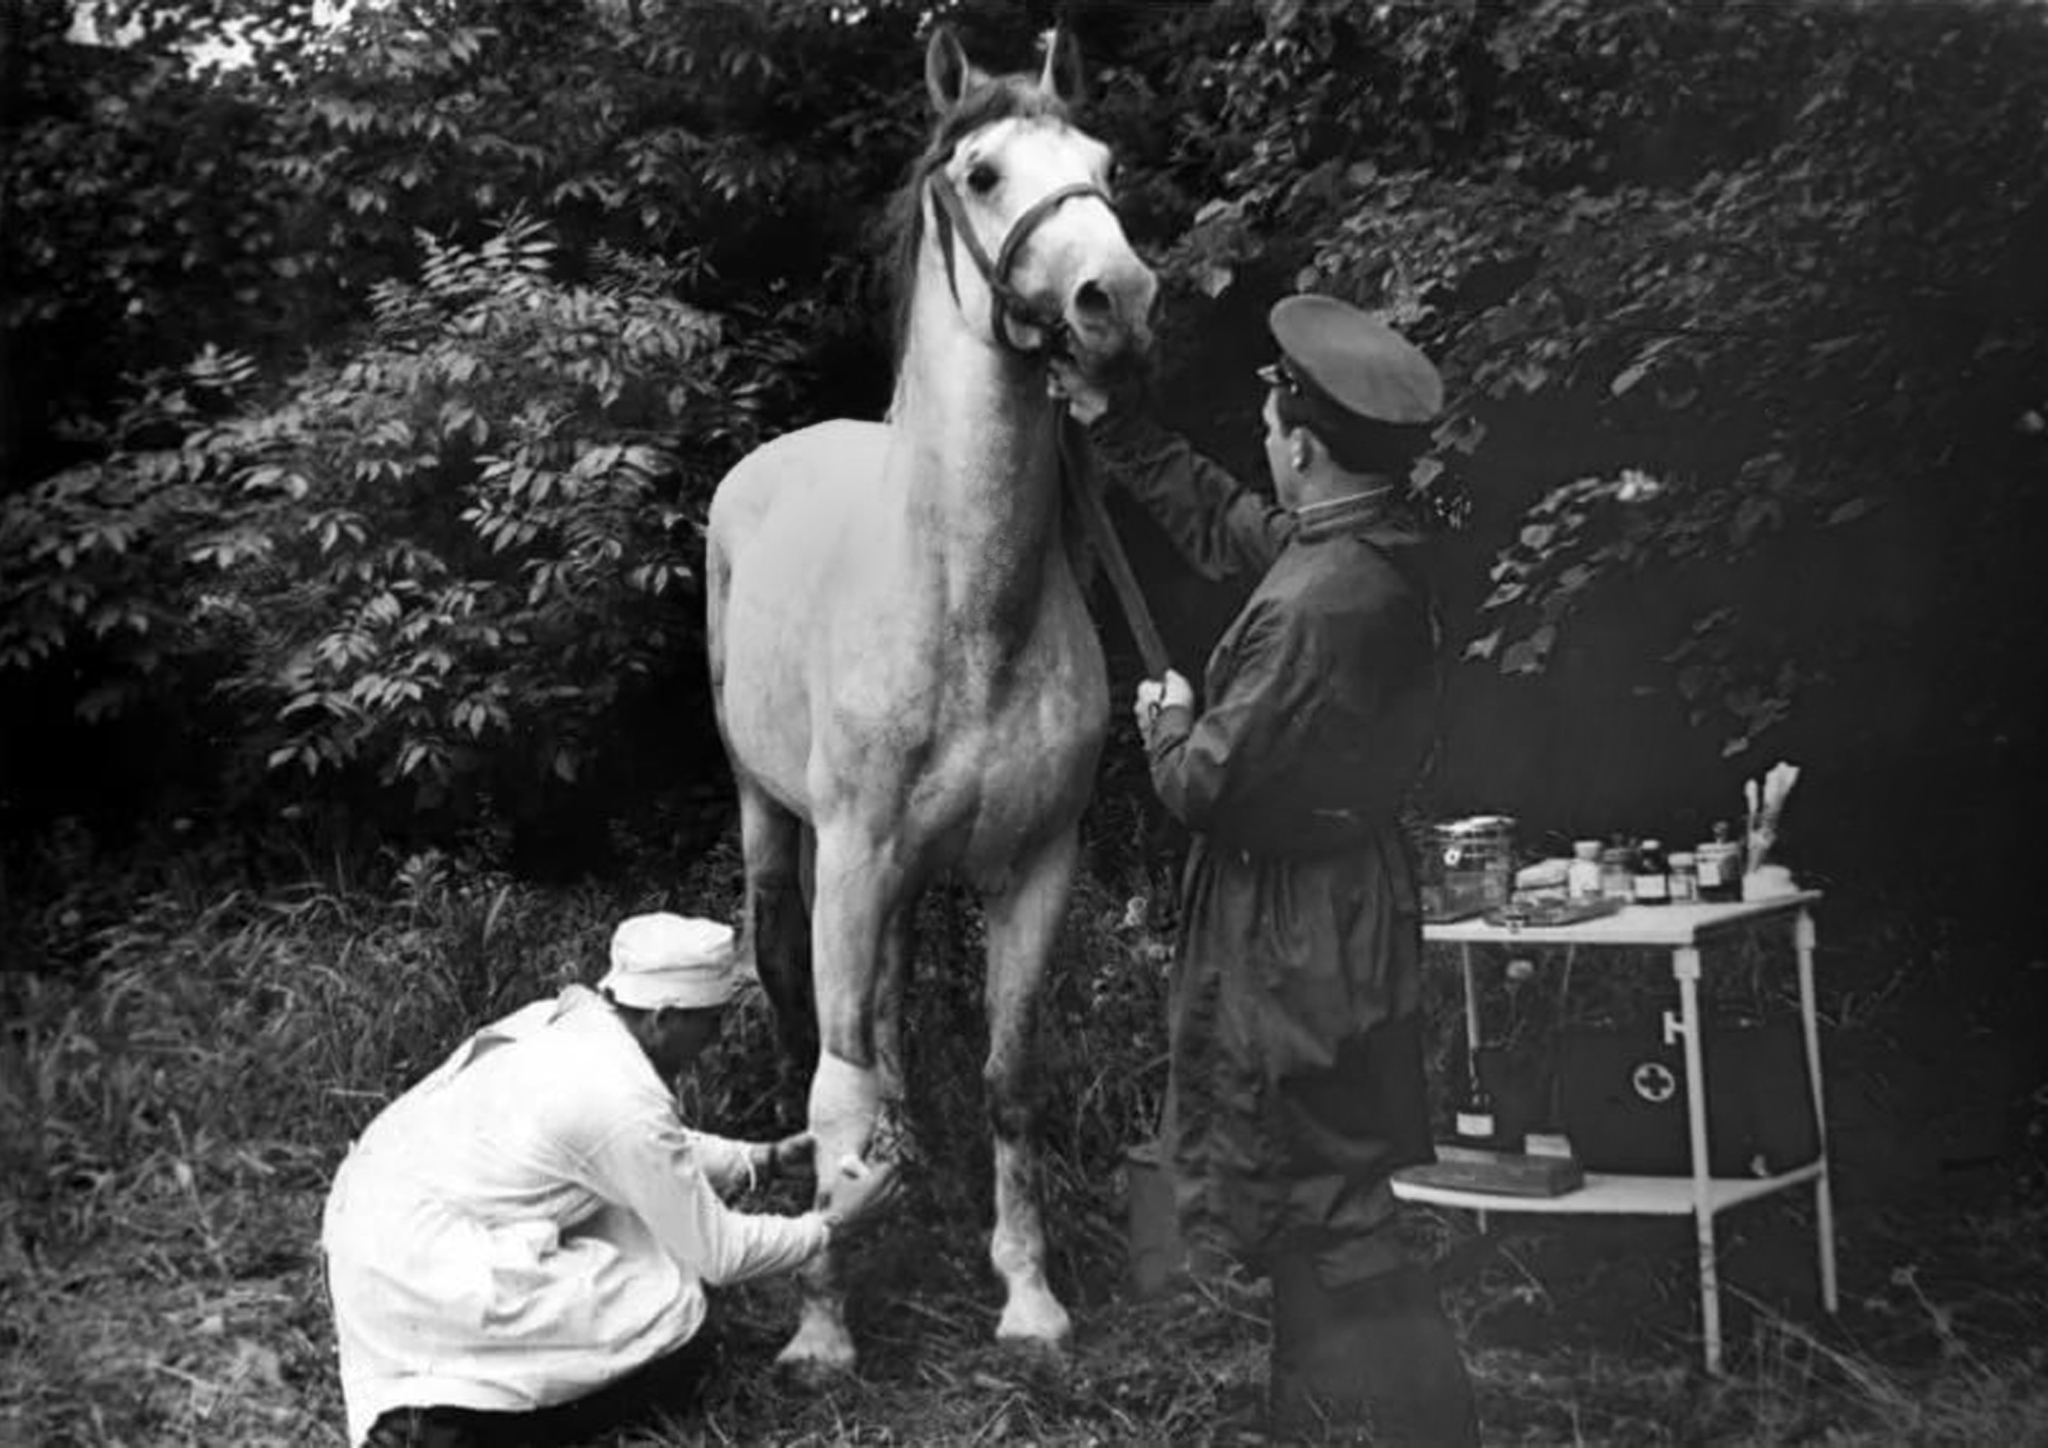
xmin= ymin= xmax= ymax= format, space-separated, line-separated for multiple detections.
xmin=14 ymin=0 xmax=2048 ymax=854
xmin=1147 ymin=0 xmax=2048 ymax=763
xmin=0 ymin=219 xmax=790 ymax=813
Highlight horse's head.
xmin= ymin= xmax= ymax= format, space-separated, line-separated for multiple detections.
xmin=917 ymin=27 xmax=1157 ymax=380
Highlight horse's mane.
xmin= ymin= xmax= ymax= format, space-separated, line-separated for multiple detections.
xmin=878 ymin=73 xmax=1075 ymax=371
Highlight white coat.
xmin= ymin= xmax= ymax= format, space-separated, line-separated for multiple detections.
xmin=321 ymin=986 xmax=828 ymax=1446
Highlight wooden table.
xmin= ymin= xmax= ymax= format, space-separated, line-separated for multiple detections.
xmin=1399 ymin=892 xmax=1837 ymax=1373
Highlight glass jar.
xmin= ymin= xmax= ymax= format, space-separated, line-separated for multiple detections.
xmin=1598 ymin=844 xmax=1634 ymax=902
xmin=1668 ymin=851 xmax=1700 ymax=903
xmin=1695 ymin=821 xmax=1743 ymax=903
xmin=1568 ymin=840 xmax=1603 ymax=900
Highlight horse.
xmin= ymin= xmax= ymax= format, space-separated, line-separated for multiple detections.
xmin=704 ymin=25 xmax=1156 ymax=1373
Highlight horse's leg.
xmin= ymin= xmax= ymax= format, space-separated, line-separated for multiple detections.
xmin=736 ymin=779 xmax=817 ymax=1069
xmin=776 ymin=828 xmax=902 ymax=1376
xmin=872 ymin=898 xmax=911 ymax=1160
xmin=982 ymin=826 xmax=1079 ymax=1348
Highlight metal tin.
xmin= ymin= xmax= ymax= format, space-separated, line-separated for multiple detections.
xmin=1424 ymin=815 xmax=1517 ymax=919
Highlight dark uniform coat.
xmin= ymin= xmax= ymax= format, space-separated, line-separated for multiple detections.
xmin=1092 ymin=410 xmax=1441 ymax=1287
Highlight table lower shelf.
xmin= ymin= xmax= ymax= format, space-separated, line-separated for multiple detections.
xmin=1392 ymin=1159 xmax=1824 ymax=1216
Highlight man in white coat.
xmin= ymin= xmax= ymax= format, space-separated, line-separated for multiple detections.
xmin=322 ymin=912 xmax=899 ymax=1448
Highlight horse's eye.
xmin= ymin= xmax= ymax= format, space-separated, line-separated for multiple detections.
xmin=967 ymin=163 xmax=999 ymax=195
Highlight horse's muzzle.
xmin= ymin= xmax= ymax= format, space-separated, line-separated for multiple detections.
xmin=1060 ymin=258 xmax=1158 ymax=374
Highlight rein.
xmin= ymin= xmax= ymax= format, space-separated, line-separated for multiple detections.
xmin=928 ymin=170 xmax=1111 ymax=359
xmin=1057 ymin=416 xmax=1171 ymax=679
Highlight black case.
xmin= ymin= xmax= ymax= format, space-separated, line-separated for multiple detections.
xmin=1478 ymin=1020 xmax=1821 ymax=1178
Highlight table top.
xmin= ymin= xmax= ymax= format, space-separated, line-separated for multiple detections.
xmin=1422 ymin=890 xmax=1821 ymax=948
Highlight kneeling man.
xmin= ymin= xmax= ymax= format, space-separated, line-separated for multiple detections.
xmin=322 ymin=912 xmax=897 ymax=1447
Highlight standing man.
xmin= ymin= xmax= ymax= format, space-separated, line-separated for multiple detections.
xmin=322 ymin=913 xmax=899 ymax=1448
xmin=1055 ymin=295 xmax=1480 ymax=1444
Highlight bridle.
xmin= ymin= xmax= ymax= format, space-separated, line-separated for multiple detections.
xmin=924 ymin=149 xmax=1167 ymax=674
xmin=927 ymin=164 xmax=1115 ymax=360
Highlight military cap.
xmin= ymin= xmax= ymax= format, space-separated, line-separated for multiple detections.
xmin=1268 ymin=295 xmax=1442 ymax=425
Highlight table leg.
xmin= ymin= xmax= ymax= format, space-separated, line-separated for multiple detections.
xmin=1796 ymin=909 xmax=1839 ymax=1314
xmin=1459 ymin=944 xmax=1488 ymax=1235
xmin=1460 ymin=943 xmax=1481 ymax=1062
xmin=1673 ymin=945 xmax=1722 ymax=1374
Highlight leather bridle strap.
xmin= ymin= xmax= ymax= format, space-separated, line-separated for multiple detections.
xmin=928 ymin=174 xmax=1113 ymax=357
xmin=1058 ymin=414 xmax=1171 ymax=678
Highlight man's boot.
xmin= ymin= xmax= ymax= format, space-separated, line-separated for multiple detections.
xmin=1268 ymin=1254 xmax=1480 ymax=1446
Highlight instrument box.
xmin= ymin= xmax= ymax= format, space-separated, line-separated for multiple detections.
xmin=1396 ymin=1144 xmax=1586 ymax=1198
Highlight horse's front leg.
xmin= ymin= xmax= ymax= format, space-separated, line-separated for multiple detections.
xmin=981 ymin=826 xmax=1079 ymax=1349
xmin=776 ymin=829 xmax=904 ymax=1378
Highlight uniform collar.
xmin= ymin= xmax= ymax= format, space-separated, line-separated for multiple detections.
xmin=1292 ymin=482 xmax=1423 ymax=546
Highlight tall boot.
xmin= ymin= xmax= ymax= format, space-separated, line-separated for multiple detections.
xmin=1269 ymin=1255 xmax=1480 ymax=1446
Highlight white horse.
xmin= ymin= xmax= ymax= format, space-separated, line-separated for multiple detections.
xmin=705 ymin=26 xmax=1156 ymax=1372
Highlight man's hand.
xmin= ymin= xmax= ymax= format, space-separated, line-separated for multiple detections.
xmin=819 ymin=1154 xmax=902 ymax=1238
xmin=1133 ymin=669 xmax=1194 ymax=734
xmin=754 ymin=1131 xmax=814 ymax=1186
xmin=1046 ymin=358 xmax=1111 ymax=425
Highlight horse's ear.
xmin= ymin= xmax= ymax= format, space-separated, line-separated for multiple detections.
xmin=1039 ymin=27 xmax=1085 ymax=106
xmin=925 ymin=26 xmax=974 ymax=113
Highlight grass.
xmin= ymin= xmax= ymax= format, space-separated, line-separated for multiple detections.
xmin=3 ymin=829 xmax=2045 ymax=1446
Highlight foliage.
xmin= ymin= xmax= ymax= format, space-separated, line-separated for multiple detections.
xmin=1 ymin=1 xmax=346 ymax=479
xmin=9 ymin=0 xmax=2048 ymax=836
xmin=0 ymin=0 xmax=991 ymax=828
xmin=0 ymin=218 xmax=792 ymax=811
xmin=1149 ymin=0 xmax=2048 ymax=762
xmin=2 ymin=0 xmax=935 ymax=480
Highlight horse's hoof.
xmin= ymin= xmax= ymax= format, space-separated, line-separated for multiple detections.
xmin=773 ymin=1333 xmax=858 ymax=1389
xmin=994 ymin=1294 xmax=1073 ymax=1351
xmin=772 ymin=1355 xmax=856 ymax=1392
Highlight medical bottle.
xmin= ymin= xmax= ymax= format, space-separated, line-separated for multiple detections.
xmin=1632 ymin=838 xmax=1671 ymax=905
xmin=1454 ymin=1056 xmax=1497 ymax=1147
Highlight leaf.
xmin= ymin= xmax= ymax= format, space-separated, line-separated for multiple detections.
xmin=1730 ymin=496 xmax=1782 ymax=547
xmin=1610 ymin=361 xmax=1649 ymax=397
xmin=1194 ymin=263 xmax=1235 ymax=299
xmin=1500 ymin=625 xmax=1556 ymax=676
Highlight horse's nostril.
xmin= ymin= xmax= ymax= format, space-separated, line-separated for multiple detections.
xmin=1073 ymin=279 xmax=1112 ymax=317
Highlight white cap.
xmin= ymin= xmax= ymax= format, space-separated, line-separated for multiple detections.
xmin=598 ymin=913 xmax=739 ymax=1010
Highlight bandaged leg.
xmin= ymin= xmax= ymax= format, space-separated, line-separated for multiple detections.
xmin=775 ymin=1050 xmax=881 ymax=1375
